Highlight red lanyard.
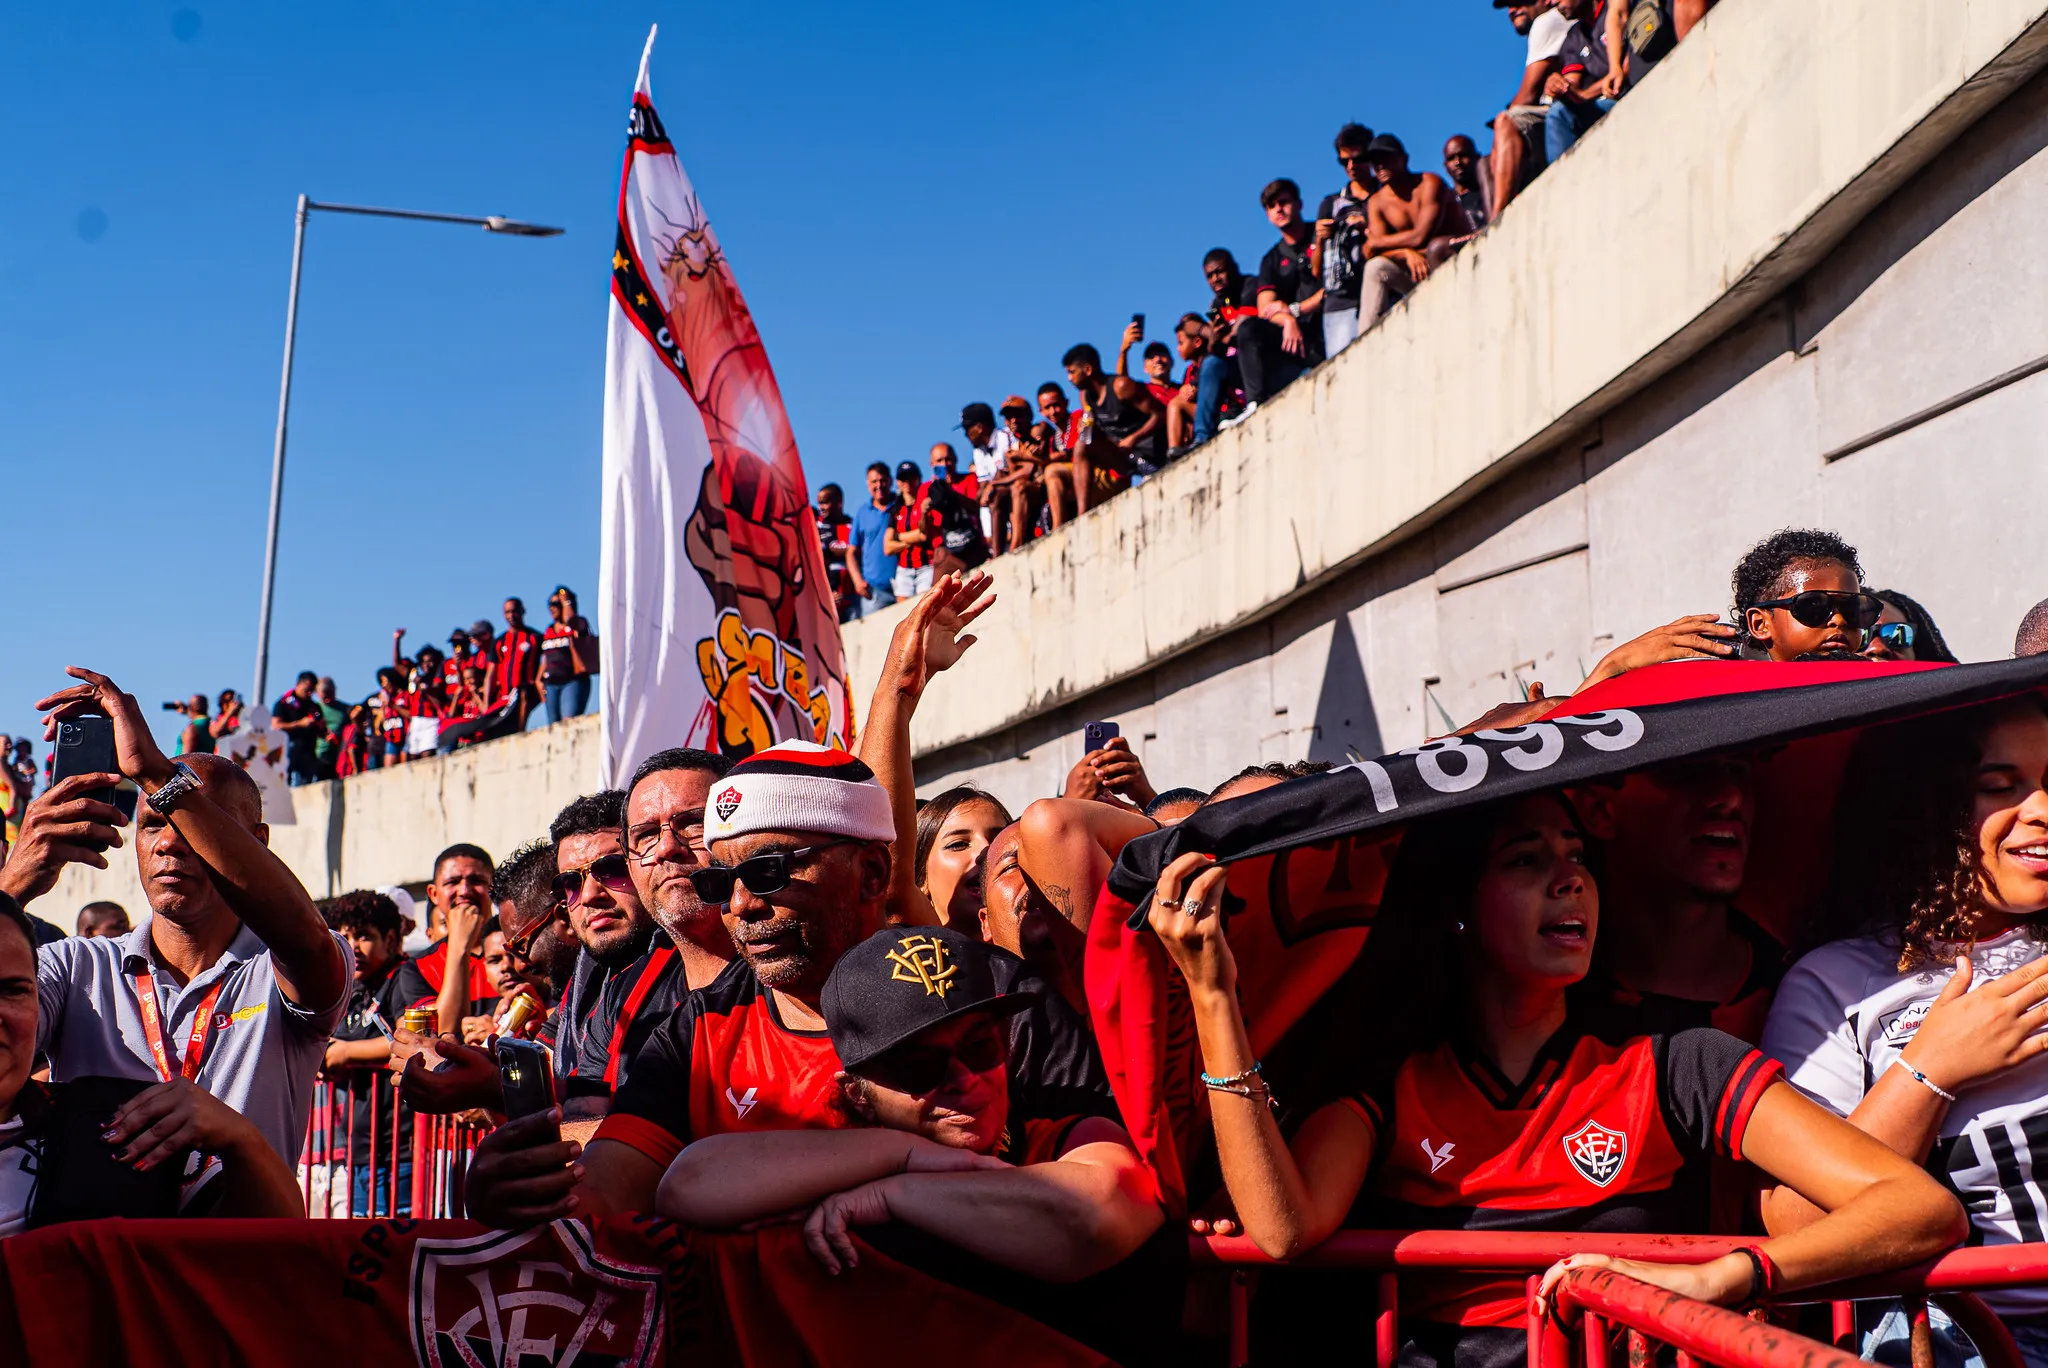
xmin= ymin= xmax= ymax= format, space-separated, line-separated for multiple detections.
xmin=602 ymin=947 xmax=674 ymax=1089
xmin=131 ymin=969 xmax=226 ymax=1083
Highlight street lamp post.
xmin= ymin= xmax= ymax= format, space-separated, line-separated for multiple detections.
xmin=251 ymin=196 xmax=563 ymax=706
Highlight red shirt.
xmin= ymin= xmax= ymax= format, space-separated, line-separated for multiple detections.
xmin=494 ymin=626 xmax=542 ymax=702
xmin=394 ymin=937 xmax=499 ymax=1013
xmin=891 ymin=496 xmax=933 ymax=572
xmin=596 ymin=960 xmax=846 ymax=1169
xmin=1345 ymin=1025 xmax=1779 ymax=1328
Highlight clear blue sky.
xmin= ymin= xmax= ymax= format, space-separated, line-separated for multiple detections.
xmin=1 ymin=1 xmax=1525 ymax=758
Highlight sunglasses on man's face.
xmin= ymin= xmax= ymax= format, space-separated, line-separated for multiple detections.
xmin=551 ymin=853 xmax=635 ymax=907
xmin=858 ymin=1024 xmax=1007 ymax=1096
xmin=1869 ymin=622 xmax=1917 ymax=651
xmin=685 ymin=840 xmax=857 ymax=906
xmin=1753 ymin=590 xmax=1884 ymax=631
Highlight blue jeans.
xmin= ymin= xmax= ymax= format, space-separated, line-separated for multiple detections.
xmin=858 ymin=583 xmax=897 ymax=618
xmin=1860 ymin=1301 xmax=2048 ymax=1368
xmin=1193 ymin=353 xmax=1231 ymax=444
xmin=350 ymin=1159 xmax=413 ymax=1218
xmin=1323 ymin=308 xmax=1361 ymax=359
xmin=1546 ymin=96 xmax=1616 ymax=162
xmin=545 ymin=676 xmax=591 ymax=725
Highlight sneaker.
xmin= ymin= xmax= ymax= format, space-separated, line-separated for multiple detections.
xmin=1218 ymin=401 xmax=1258 ymax=430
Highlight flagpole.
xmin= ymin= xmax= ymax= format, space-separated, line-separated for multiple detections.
xmin=253 ymin=194 xmax=309 ymax=707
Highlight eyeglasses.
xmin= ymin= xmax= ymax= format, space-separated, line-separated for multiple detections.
xmin=856 ymin=1024 xmax=1007 ymax=1096
xmin=503 ymin=910 xmax=559 ymax=958
xmin=1870 ymin=622 xmax=1917 ymax=651
xmin=1752 ymin=591 xmax=1884 ymax=631
xmin=550 ymin=853 xmax=635 ymax=907
xmin=1338 ymin=151 xmax=1370 ymax=166
xmin=625 ymin=812 xmax=708 ymax=863
xmin=686 ymin=840 xmax=857 ymax=905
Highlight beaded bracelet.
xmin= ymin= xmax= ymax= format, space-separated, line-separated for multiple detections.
xmin=1202 ymin=1062 xmax=1278 ymax=1110
xmin=1894 ymin=1059 xmax=1958 ymax=1104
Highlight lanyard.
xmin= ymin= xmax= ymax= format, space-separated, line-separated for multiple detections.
xmin=602 ymin=947 xmax=674 ymax=1089
xmin=131 ymin=968 xmax=226 ymax=1084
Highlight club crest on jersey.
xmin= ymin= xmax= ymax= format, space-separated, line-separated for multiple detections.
xmin=409 ymin=1220 xmax=665 ymax=1368
xmin=714 ymin=786 xmax=742 ymax=822
xmin=1563 ymin=1120 xmax=1629 ymax=1188
xmin=885 ymin=934 xmax=957 ymax=999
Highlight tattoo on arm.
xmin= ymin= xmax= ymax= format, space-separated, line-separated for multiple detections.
xmin=1042 ymin=884 xmax=1076 ymax=920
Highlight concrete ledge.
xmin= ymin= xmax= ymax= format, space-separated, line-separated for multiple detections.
xmin=39 ymin=713 xmax=603 ymax=926
xmin=844 ymin=0 xmax=2048 ymax=758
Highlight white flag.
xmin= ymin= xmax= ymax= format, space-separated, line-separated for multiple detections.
xmin=598 ymin=28 xmax=851 ymax=787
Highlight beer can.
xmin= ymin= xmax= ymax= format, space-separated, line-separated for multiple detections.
xmin=504 ymin=993 xmax=539 ymax=1036
xmin=400 ymin=1008 xmax=436 ymax=1035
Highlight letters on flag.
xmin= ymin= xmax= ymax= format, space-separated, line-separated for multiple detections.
xmin=599 ymin=29 xmax=849 ymax=786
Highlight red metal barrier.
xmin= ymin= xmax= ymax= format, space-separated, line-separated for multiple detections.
xmin=1542 ymin=1267 xmax=1859 ymax=1368
xmin=296 ymin=1066 xmax=482 ymax=1219
xmin=1196 ymin=1232 xmax=2046 ymax=1368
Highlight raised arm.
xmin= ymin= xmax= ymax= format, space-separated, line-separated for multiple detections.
xmin=434 ymin=900 xmax=488 ymax=1035
xmin=1147 ymin=853 xmax=1375 ymax=1257
xmin=658 ymin=1128 xmax=1003 ymax=1229
xmin=35 ymin=669 xmax=347 ymax=1013
xmin=803 ymin=1121 xmax=1164 ymax=1281
xmin=855 ymin=572 xmax=996 ymax=927
xmin=1016 ymin=796 xmax=1155 ymax=928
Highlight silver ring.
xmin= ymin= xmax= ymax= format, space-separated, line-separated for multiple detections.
xmin=1156 ymin=897 xmax=1179 ymax=910
xmin=1184 ymin=903 xmax=1209 ymax=917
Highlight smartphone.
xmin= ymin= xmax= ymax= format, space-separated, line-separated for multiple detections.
xmin=1130 ymin=312 xmax=1145 ymax=339
xmin=1083 ymin=720 xmax=1120 ymax=755
xmin=51 ymin=715 xmax=119 ymax=808
xmin=496 ymin=1037 xmax=558 ymax=1122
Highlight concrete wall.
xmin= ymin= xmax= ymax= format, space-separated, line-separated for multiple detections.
xmin=847 ymin=0 xmax=2048 ymax=813
xmin=39 ymin=713 xmax=602 ymax=929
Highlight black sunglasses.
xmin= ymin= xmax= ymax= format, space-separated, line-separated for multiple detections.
xmin=857 ymin=1024 xmax=1007 ymax=1096
xmin=1870 ymin=622 xmax=1917 ymax=650
xmin=686 ymin=840 xmax=857 ymax=905
xmin=551 ymin=852 xmax=634 ymax=907
xmin=1753 ymin=590 xmax=1883 ymax=630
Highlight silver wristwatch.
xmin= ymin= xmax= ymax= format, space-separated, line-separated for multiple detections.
xmin=145 ymin=761 xmax=202 ymax=817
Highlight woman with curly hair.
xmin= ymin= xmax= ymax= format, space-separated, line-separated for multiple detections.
xmin=1762 ymin=693 xmax=2048 ymax=1361
xmin=1863 ymin=587 xmax=1961 ymax=664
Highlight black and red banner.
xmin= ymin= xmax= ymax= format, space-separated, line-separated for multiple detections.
xmin=1087 ymin=656 xmax=2048 ymax=1212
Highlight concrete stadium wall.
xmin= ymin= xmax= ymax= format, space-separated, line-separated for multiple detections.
xmin=845 ymin=0 xmax=2048 ymax=812
xmin=36 ymin=0 xmax=2048 ymax=926
xmin=39 ymin=714 xmax=602 ymax=929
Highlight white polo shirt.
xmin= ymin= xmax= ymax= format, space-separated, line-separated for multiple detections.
xmin=35 ymin=916 xmax=354 ymax=1168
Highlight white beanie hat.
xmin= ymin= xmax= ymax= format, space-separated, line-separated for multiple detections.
xmin=706 ymin=740 xmax=894 ymax=843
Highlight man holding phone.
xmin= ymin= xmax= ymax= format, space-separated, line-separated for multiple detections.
xmin=7 ymin=668 xmax=352 ymax=1174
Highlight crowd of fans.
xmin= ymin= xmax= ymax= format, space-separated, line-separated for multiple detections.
xmin=5 ymin=519 xmax=2048 ymax=1362
xmin=815 ymin=0 xmax=1716 ymax=622
xmin=130 ymin=586 xmax=599 ymax=789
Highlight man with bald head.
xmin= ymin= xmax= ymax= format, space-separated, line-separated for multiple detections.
xmin=2017 ymin=597 xmax=2048 ymax=657
xmin=5 ymin=668 xmax=351 ymax=1172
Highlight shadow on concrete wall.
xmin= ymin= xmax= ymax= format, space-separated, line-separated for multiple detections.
xmin=1307 ymin=615 xmax=1383 ymax=764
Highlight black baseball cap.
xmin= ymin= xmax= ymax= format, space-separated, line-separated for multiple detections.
xmin=893 ymin=460 xmax=923 ymax=483
xmin=448 ymin=627 xmax=470 ymax=643
xmin=822 ymin=927 xmax=1037 ymax=1072
xmin=1367 ymin=133 xmax=1407 ymax=159
xmin=958 ymin=401 xmax=995 ymax=431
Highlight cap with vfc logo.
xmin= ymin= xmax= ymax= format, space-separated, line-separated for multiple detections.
xmin=821 ymin=926 xmax=1036 ymax=1072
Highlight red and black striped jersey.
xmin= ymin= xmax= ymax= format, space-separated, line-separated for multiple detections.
xmin=891 ymin=496 xmax=932 ymax=571
xmin=1344 ymin=1024 xmax=1780 ymax=1329
xmin=596 ymin=958 xmax=847 ymax=1169
xmin=493 ymin=626 xmax=542 ymax=701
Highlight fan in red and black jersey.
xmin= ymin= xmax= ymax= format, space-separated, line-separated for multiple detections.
xmin=464 ymin=740 xmax=1117 ymax=1231
xmin=1145 ymin=793 xmax=1964 ymax=1368
xmin=393 ymin=844 xmax=500 ymax=1032
xmin=492 ymin=597 xmax=544 ymax=729
xmin=657 ymin=926 xmax=1174 ymax=1368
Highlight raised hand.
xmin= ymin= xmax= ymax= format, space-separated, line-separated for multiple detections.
xmin=34 ymin=668 xmax=173 ymax=789
xmin=883 ymin=570 xmax=996 ymax=699
xmin=1147 ymin=851 xmax=1237 ymax=1001
xmin=0 ymin=773 xmax=129 ymax=904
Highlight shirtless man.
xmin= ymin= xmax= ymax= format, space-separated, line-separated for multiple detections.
xmin=1358 ymin=133 xmax=1474 ymax=323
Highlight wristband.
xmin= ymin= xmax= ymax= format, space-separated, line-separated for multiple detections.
xmin=1734 ymin=1246 xmax=1781 ymax=1305
xmin=1894 ymin=1059 xmax=1958 ymax=1104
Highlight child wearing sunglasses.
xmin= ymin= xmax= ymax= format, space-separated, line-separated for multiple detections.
xmin=657 ymin=926 xmax=1175 ymax=1367
xmin=1731 ymin=528 xmax=1881 ymax=661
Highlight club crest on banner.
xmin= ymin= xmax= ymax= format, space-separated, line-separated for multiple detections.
xmin=409 ymin=1220 xmax=665 ymax=1368
xmin=1562 ymin=1120 xmax=1629 ymax=1188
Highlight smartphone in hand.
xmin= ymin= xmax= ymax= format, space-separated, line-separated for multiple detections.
xmin=496 ymin=1037 xmax=558 ymax=1125
xmin=51 ymin=715 xmax=118 ymax=808
xmin=1083 ymin=720 xmax=1121 ymax=755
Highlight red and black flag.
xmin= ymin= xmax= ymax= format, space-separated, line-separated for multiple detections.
xmin=1085 ymin=655 xmax=2048 ymax=1213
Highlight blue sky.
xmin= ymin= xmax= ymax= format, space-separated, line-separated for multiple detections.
xmin=2 ymin=1 xmax=1525 ymax=756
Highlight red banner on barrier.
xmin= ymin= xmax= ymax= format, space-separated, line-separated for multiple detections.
xmin=0 ymin=1217 xmax=1112 ymax=1368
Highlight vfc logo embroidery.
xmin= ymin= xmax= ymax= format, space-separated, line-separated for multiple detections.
xmin=713 ymin=786 xmax=742 ymax=822
xmin=409 ymin=1220 xmax=664 ymax=1368
xmin=885 ymin=934 xmax=957 ymax=999
xmin=1562 ymin=1120 xmax=1629 ymax=1188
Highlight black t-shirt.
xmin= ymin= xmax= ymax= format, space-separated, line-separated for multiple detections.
xmin=271 ymin=692 xmax=323 ymax=760
xmin=1559 ymin=10 xmax=1612 ymax=93
xmin=817 ymin=510 xmax=853 ymax=598
xmin=567 ymin=932 xmax=692 ymax=1101
xmin=1256 ymin=235 xmax=1320 ymax=311
xmin=1315 ymin=189 xmax=1374 ymax=307
xmin=924 ymin=481 xmax=988 ymax=569
xmin=330 ymin=961 xmax=413 ymax=1161
xmin=550 ymin=951 xmax=606 ymax=1088
xmin=391 ymin=943 xmax=498 ymax=1025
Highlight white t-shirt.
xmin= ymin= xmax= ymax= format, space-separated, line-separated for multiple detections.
xmin=970 ymin=431 xmax=1015 ymax=539
xmin=1762 ymin=929 xmax=2048 ymax=1315
xmin=1524 ymin=8 xmax=1570 ymax=103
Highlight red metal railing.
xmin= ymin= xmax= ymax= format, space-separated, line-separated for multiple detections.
xmin=296 ymin=1066 xmax=483 ymax=1220
xmin=1196 ymin=1232 xmax=2048 ymax=1368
